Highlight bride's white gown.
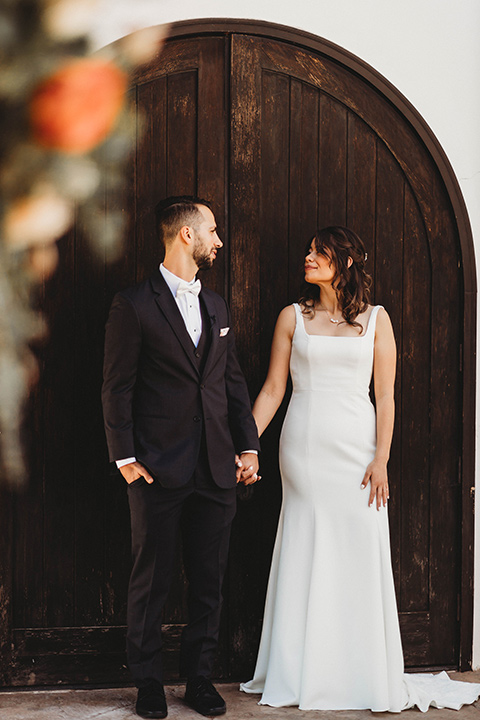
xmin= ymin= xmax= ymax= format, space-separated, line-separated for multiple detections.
xmin=241 ymin=304 xmax=480 ymax=712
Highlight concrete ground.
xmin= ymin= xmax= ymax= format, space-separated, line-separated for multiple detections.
xmin=0 ymin=673 xmax=480 ymax=720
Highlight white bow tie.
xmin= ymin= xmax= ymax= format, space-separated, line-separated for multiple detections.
xmin=176 ymin=279 xmax=202 ymax=298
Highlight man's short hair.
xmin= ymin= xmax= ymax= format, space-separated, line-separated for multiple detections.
xmin=155 ymin=196 xmax=213 ymax=246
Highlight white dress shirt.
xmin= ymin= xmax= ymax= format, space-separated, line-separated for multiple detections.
xmin=160 ymin=263 xmax=203 ymax=347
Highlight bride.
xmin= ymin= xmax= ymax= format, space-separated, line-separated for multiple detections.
xmin=240 ymin=226 xmax=480 ymax=712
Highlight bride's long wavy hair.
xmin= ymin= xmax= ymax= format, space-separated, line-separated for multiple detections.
xmin=299 ymin=226 xmax=372 ymax=331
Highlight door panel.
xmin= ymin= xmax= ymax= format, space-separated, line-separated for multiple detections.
xmin=229 ymin=34 xmax=461 ymax=670
xmin=3 ymin=36 xmax=228 ymax=687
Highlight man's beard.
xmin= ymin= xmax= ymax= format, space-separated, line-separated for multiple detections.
xmin=193 ymin=235 xmax=214 ymax=270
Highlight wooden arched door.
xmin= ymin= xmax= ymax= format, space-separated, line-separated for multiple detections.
xmin=0 ymin=22 xmax=474 ymax=686
xmin=226 ymin=32 xmax=468 ymax=675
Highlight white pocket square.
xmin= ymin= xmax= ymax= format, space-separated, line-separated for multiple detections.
xmin=219 ymin=327 xmax=230 ymax=337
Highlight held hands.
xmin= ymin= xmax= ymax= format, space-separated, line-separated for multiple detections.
xmin=120 ymin=458 xmax=260 ymax=486
xmin=235 ymin=453 xmax=260 ymax=485
xmin=119 ymin=461 xmax=154 ymax=484
xmin=361 ymin=458 xmax=389 ymax=510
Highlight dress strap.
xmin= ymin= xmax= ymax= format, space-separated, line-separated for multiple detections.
xmin=365 ymin=305 xmax=383 ymax=338
xmin=292 ymin=303 xmax=306 ymax=335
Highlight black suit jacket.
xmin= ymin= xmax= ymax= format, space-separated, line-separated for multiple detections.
xmin=102 ymin=271 xmax=260 ymax=488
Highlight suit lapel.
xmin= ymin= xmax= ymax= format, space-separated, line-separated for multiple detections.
xmin=150 ymin=273 xmax=200 ymax=376
xmin=200 ymin=291 xmax=219 ymax=379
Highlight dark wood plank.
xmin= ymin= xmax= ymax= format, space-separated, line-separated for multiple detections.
xmin=400 ymin=613 xmax=455 ymax=670
xmin=346 ymin=113 xmax=376 ymax=252
xmin=374 ymin=142 xmax=404 ymax=593
xmin=318 ymin=94 xmax=347 ymax=227
xmin=135 ymin=77 xmax=168 ymax=282
xmin=14 ymin=233 xmax=78 ymax=631
xmin=460 ymin=286 xmax=476 ymax=669
xmin=73 ymin=206 xmax=110 ymax=627
xmin=197 ymin=38 xmax=228 ymax=298
xmin=0 ymin=486 xmax=14 ymax=684
xmin=11 ymin=625 xmax=183 ymax=687
xmin=13 ymin=311 xmax=48 ymax=629
xmin=103 ymin=87 xmax=138 ymax=627
xmin=288 ymin=77 xmax=319 ymax=277
xmin=166 ymin=71 xmax=197 ymax=198
xmin=399 ymin=612 xmax=431 ymax=667
xmin=42 ymin=230 xmax=76 ymax=628
xmin=105 ymin=87 xmax=138 ymax=298
xmin=400 ymin=188 xmax=431 ymax=612
xmin=428 ymin=176 xmax=462 ymax=665
xmin=229 ymin=35 xmax=261 ymax=382
xmin=260 ymin=69 xmax=290 ymax=369
xmin=228 ymin=34 xmax=262 ymax=678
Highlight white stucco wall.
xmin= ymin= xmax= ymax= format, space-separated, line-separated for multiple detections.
xmin=92 ymin=0 xmax=480 ymax=667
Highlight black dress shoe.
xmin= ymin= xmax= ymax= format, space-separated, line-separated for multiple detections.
xmin=185 ymin=676 xmax=226 ymax=716
xmin=136 ymin=681 xmax=168 ymax=718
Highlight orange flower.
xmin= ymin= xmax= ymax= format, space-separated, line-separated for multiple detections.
xmin=30 ymin=58 xmax=127 ymax=154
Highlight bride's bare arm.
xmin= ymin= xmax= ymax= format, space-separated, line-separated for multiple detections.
xmin=252 ymin=305 xmax=295 ymax=437
xmin=361 ymin=308 xmax=396 ymax=509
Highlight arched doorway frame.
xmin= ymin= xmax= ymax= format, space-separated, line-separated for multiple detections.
xmin=162 ymin=18 xmax=476 ymax=669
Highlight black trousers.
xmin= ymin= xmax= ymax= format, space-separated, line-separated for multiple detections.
xmin=126 ymin=442 xmax=237 ymax=687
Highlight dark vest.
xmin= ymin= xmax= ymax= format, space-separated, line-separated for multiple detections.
xmin=192 ymin=298 xmax=212 ymax=375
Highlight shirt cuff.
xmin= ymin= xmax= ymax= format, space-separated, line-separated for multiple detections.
xmin=240 ymin=450 xmax=258 ymax=455
xmin=116 ymin=457 xmax=136 ymax=468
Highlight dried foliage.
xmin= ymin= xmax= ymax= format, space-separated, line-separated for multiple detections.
xmin=0 ymin=0 xmax=166 ymax=485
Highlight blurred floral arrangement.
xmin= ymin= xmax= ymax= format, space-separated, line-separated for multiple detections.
xmin=0 ymin=0 xmax=165 ymax=486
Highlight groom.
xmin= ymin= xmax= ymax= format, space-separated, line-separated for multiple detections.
xmin=102 ymin=196 xmax=260 ymax=718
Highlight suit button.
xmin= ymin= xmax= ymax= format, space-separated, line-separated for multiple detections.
xmin=193 ymin=416 xmax=200 ymax=422
xmin=200 ymin=384 xmax=205 ymax=390
xmin=195 ymin=351 xmax=200 ymax=358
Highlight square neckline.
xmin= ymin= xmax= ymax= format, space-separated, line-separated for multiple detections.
xmin=296 ymin=303 xmax=380 ymax=339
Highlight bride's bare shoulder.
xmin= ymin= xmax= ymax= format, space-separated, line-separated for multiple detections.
xmin=375 ymin=306 xmax=394 ymax=332
xmin=279 ymin=303 xmax=297 ymax=318
xmin=275 ymin=304 xmax=297 ymax=335
xmin=368 ymin=304 xmax=392 ymax=324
